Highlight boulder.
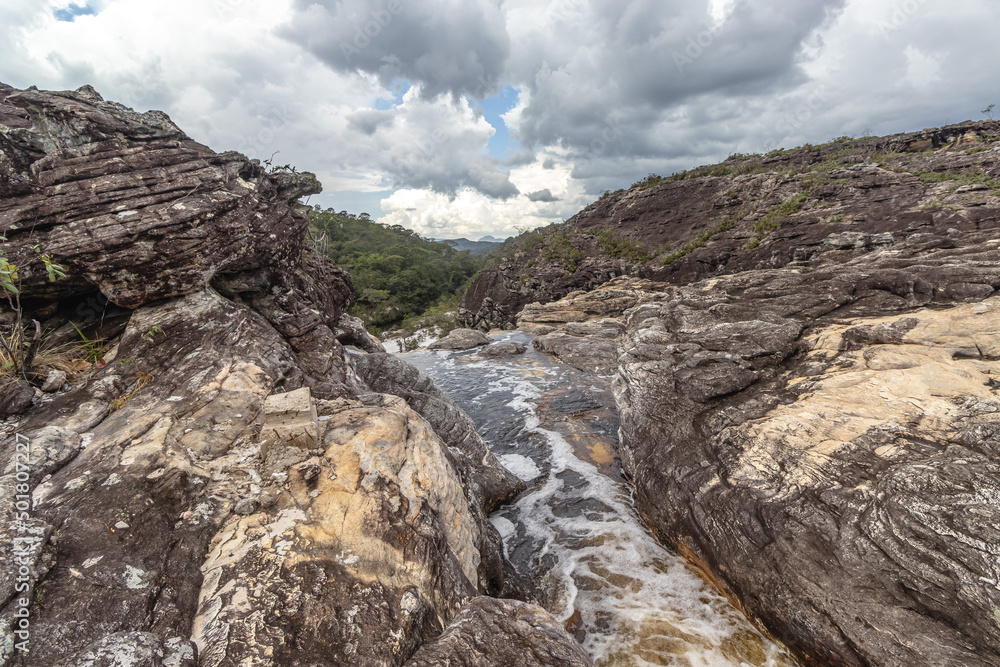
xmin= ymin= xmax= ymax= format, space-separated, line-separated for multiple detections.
xmin=193 ymin=395 xmax=482 ymax=666
xmin=428 ymin=328 xmax=492 ymax=350
xmin=40 ymin=369 xmax=67 ymax=392
xmin=0 ymin=378 xmax=34 ymax=416
xmin=615 ymin=233 xmax=1000 ymax=665
xmin=352 ymin=353 xmax=527 ymax=598
xmin=479 ymin=342 xmax=528 ymax=358
xmin=0 ymin=84 xmax=323 ymax=308
xmin=0 ymin=82 xmax=561 ymax=667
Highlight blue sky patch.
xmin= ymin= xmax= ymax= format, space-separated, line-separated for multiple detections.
xmin=478 ymin=86 xmax=520 ymax=160
xmin=375 ymin=80 xmax=411 ymax=110
xmin=54 ymin=3 xmax=97 ymax=22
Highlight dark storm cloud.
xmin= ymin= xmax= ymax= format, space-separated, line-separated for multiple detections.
xmin=509 ymin=0 xmax=848 ymax=155
xmin=527 ymin=189 xmax=559 ymax=202
xmin=280 ymin=0 xmax=510 ymax=99
xmin=347 ymin=109 xmax=395 ymax=135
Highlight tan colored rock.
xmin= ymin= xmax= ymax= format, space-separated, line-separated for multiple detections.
xmin=193 ymin=395 xmax=482 ymax=666
xmin=261 ymin=387 xmax=319 ymax=453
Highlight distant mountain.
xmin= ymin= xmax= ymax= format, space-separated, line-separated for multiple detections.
xmin=478 ymin=235 xmax=502 ymax=243
xmin=442 ymin=237 xmax=502 ymax=256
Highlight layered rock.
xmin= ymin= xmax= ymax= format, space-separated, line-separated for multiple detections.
xmin=404 ymin=597 xmax=594 ymax=667
xmin=0 ymin=83 xmax=541 ymax=667
xmin=610 ymin=233 xmax=1000 ymax=665
xmin=462 ymin=120 xmax=1000 ymax=330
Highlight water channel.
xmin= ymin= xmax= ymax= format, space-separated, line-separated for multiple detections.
xmin=403 ymin=332 xmax=795 ymax=667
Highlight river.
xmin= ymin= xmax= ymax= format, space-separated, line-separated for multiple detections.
xmin=402 ymin=332 xmax=796 ymax=667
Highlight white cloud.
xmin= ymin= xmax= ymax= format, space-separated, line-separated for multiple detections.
xmin=2 ymin=0 xmax=1000 ymax=237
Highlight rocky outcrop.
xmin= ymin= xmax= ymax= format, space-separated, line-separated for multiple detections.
xmin=0 ymin=84 xmax=548 ymax=666
xmin=479 ymin=342 xmax=527 ymax=358
xmin=461 ymin=120 xmax=1000 ymax=330
xmin=611 ymin=231 xmax=1000 ymax=665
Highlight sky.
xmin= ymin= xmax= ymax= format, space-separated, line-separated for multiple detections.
xmin=2 ymin=0 xmax=998 ymax=240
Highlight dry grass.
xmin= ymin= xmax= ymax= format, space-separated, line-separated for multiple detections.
xmin=0 ymin=329 xmax=96 ymax=381
xmin=110 ymin=372 xmax=152 ymax=412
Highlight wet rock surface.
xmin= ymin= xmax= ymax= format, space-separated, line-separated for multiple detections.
xmin=404 ymin=597 xmax=595 ymax=667
xmin=473 ymin=128 xmax=1000 ymax=665
xmin=479 ymin=341 xmax=528 ymax=358
xmin=0 ymin=84 xmax=566 ymax=666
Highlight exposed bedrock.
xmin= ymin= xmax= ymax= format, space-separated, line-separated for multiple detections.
xmin=615 ymin=240 xmax=1000 ymax=665
xmin=0 ymin=83 xmax=552 ymax=666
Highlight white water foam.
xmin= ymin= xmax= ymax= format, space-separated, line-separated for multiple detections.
xmin=407 ymin=342 xmax=793 ymax=667
xmin=479 ymin=362 xmax=792 ymax=667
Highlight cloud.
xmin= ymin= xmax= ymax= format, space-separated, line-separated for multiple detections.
xmin=279 ymin=0 xmax=510 ymax=99
xmin=526 ymin=188 xmax=559 ymax=202
xmin=3 ymin=0 xmax=1000 ymax=238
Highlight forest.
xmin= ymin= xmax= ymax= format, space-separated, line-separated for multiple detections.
xmin=308 ymin=208 xmax=485 ymax=333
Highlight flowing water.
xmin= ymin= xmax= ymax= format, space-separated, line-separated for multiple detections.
xmin=404 ymin=332 xmax=796 ymax=667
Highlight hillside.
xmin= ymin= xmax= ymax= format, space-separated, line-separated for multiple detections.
xmin=309 ymin=208 xmax=483 ymax=333
xmin=461 ymin=122 xmax=1000 ymax=328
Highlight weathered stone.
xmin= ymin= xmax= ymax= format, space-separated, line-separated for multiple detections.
xmin=0 ymin=84 xmax=321 ymax=309
xmin=461 ymin=120 xmax=1000 ymax=330
xmin=40 ymin=369 xmax=67 ymax=392
xmin=192 ymin=395 xmax=481 ymax=666
xmin=352 ymin=353 xmax=527 ymax=600
xmin=352 ymin=353 xmax=524 ymax=512
xmin=616 ymin=264 xmax=1000 ymax=664
xmin=0 ymin=379 xmax=33 ymax=416
xmin=404 ymin=597 xmax=595 ymax=667
xmin=479 ymin=342 xmax=528 ymax=358
xmin=335 ymin=313 xmax=384 ymax=353
xmin=261 ymin=386 xmax=319 ymax=452
xmin=428 ymin=328 xmax=492 ymax=350
xmin=233 ymin=498 xmax=257 ymax=516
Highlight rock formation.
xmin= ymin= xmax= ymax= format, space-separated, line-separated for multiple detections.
xmin=461 ymin=122 xmax=1000 ymax=331
xmin=0 ymin=84 xmax=586 ymax=666
xmin=490 ymin=126 xmax=1000 ymax=665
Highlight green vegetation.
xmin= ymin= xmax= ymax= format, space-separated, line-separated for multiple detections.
xmin=308 ymin=208 xmax=483 ymax=334
xmin=660 ymin=211 xmax=743 ymax=266
xmin=541 ymin=232 xmax=585 ymax=271
xmin=0 ymin=239 xmax=69 ymax=379
xmin=747 ymin=192 xmax=810 ymax=248
xmin=596 ymin=230 xmax=652 ymax=263
xmin=913 ymin=168 xmax=1000 ymax=195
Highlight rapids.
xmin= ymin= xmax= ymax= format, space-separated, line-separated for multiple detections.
xmin=403 ymin=332 xmax=796 ymax=667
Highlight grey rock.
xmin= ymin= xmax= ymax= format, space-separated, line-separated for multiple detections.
xmin=233 ymin=498 xmax=257 ymax=516
xmin=405 ymin=597 xmax=594 ymax=667
xmin=0 ymin=379 xmax=34 ymax=416
xmin=40 ymin=369 xmax=67 ymax=392
xmin=479 ymin=342 xmax=528 ymax=358
xmin=428 ymin=328 xmax=492 ymax=350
